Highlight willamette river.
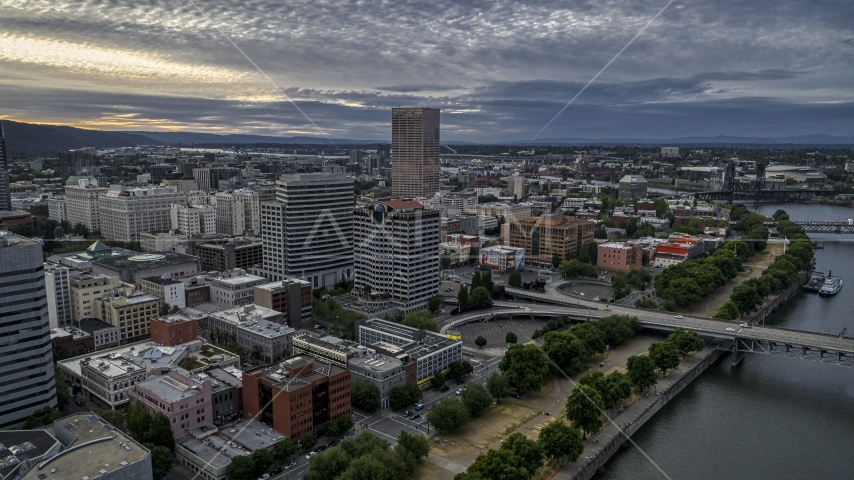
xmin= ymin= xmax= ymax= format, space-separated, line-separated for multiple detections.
xmin=601 ymin=202 xmax=854 ymax=479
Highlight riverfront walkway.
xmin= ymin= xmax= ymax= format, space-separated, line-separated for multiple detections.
xmin=552 ymin=342 xmax=727 ymax=480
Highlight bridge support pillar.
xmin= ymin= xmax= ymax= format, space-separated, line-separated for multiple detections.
xmin=730 ymin=340 xmax=745 ymax=367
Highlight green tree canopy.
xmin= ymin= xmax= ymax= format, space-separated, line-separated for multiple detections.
xmin=666 ymin=328 xmax=705 ymax=357
xmin=430 ymin=370 xmax=447 ymax=389
xmin=251 ymin=448 xmax=273 ymax=476
xmin=713 ymin=300 xmax=741 ymax=320
xmin=501 ymin=432 xmax=544 ymax=475
xmin=146 ymin=444 xmax=173 ymax=480
xmin=98 ymin=409 xmax=126 ymax=431
xmin=498 ymin=344 xmax=550 ymax=394
xmin=626 ymin=354 xmax=658 ymax=392
xmin=505 ymin=332 xmax=518 ymax=344
xmin=460 ymin=383 xmax=493 ymax=417
xmin=274 ymin=439 xmax=297 ymax=463
xmin=225 ymin=455 xmax=256 ymax=480
xmin=401 ymin=310 xmax=438 ymax=332
xmin=486 ymin=372 xmax=510 ymax=403
xmin=457 ymin=285 xmax=469 ymax=310
xmin=565 ymin=385 xmax=604 ymax=439
xmin=389 ymin=383 xmax=421 ymax=410
xmin=351 ymin=380 xmax=381 ymax=412
xmin=542 ymin=331 xmax=588 ymax=375
xmin=559 ymin=259 xmax=598 ymax=279
xmin=426 ymin=398 xmax=470 ymax=433
xmin=538 ymin=420 xmax=584 ymax=464
xmin=508 ymin=269 xmax=523 ymax=288
xmin=300 ymin=433 xmax=317 ymax=450
xmin=428 ymin=295 xmax=444 ymax=313
xmin=648 ymin=341 xmax=681 ymax=375
xmin=468 ymin=286 xmax=494 ymax=310
xmin=569 ymin=321 xmax=606 ymax=356
xmin=475 ymin=336 xmax=488 ymax=348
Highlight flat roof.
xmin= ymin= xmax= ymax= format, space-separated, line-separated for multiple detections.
xmin=348 ymin=352 xmax=402 ymax=373
xmin=134 ymin=370 xmax=203 ymax=404
xmin=210 ymin=273 xmax=266 ymax=286
xmin=177 ymin=420 xmax=285 ymax=471
xmin=246 ymin=356 xmax=347 ymax=392
xmin=93 ymin=251 xmax=198 ymax=271
xmin=21 ymin=413 xmax=149 ymax=480
xmin=201 ymin=367 xmax=242 ymax=390
xmin=78 ymin=318 xmax=117 ymax=333
xmin=0 ymin=430 xmax=60 ymax=479
xmin=59 ymin=340 xmax=201 ymax=378
xmin=141 ymin=276 xmax=183 ymax=286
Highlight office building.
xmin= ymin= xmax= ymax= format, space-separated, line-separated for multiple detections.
xmin=509 ymin=172 xmax=527 ymax=199
xmin=480 ymin=245 xmax=525 ymax=270
xmin=597 ymin=242 xmax=644 ymax=272
xmin=391 ymin=107 xmax=440 ymax=198
xmin=175 ymin=419 xmax=283 ymax=480
xmin=192 ymin=237 xmax=262 ymax=272
xmin=358 ymin=318 xmax=462 ymax=383
xmin=467 ymin=202 xmax=532 ymax=223
xmin=131 ymin=366 xmax=212 ymax=438
xmin=353 ymin=200 xmax=440 ymax=313
xmin=98 ymin=185 xmax=186 ymax=241
xmin=291 ymin=331 xmax=358 ymax=368
xmin=216 ymin=189 xmax=260 ymax=236
xmin=17 ymin=413 xmax=152 ymax=480
xmin=162 ymin=175 xmax=199 ymax=193
xmin=93 ymin=284 xmax=160 ymax=343
xmin=140 ymin=275 xmax=187 ymax=308
xmin=77 ymin=318 xmax=121 ymax=350
xmin=92 ymin=251 xmax=200 ymax=284
xmin=139 ymin=231 xmax=188 ymax=252
xmin=48 ymin=196 xmax=67 ymax=222
xmin=0 ymin=231 xmax=57 ymax=429
xmin=243 ymin=356 xmax=351 ymax=439
xmin=149 ymin=163 xmax=176 ymax=184
xmin=260 ymin=173 xmax=354 ymax=288
xmin=171 ymin=204 xmax=217 ymax=235
xmin=508 ymin=215 xmax=595 ymax=266
xmin=253 ymin=278 xmax=313 ymax=328
xmin=150 ymin=313 xmax=199 ymax=346
xmin=349 ymin=349 xmax=407 ymax=410
xmin=0 ymin=124 xmax=9 ymax=210
xmin=45 ymin=263 xmax=74 ymax=328
xmin=64 ymin=177 xmax=107 ymax=232
xmin=193 ymin=167 xmax=241 ymax=192
xmin=205 ymin=305 xmax=293 ymax=364
xmin=618 ymin=175 xmax=648 ymax=201
xmin=69 ymin=273 xmax=122 ymax=321
xmin=209 ymin=270 xmax=267 ymax=308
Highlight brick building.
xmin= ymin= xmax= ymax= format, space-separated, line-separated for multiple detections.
xmin=151 ymin=314 xmax=200 ymax=346
xmin=597 ymin=242 xmax=644 ymax=272
xmin=253 ymin=278 xmax=313 ymax=328
xmin=243 ymin=356 xmax=351 ymax=439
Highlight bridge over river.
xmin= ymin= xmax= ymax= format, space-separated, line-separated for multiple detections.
xmin=441 ymin=283 xmax=854 ymax=368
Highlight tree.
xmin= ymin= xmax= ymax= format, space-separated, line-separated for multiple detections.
xmin=127 ymin=401 xmax=152 ymax=440
xmin=335 ymin=415 xmax=354 ymax=435
xmin=305 ymin=446 xmax=353 ymax=480
xmin=468 ymin=286 xmax=493 ymax=310
xmin=274 ymin=439 xmax=297 ymax=464
xmin=401 ymin=310 xmax=438 ymax=332
xmin=538 ymin=420 xmax=584 ymax=464
xmin=475 ymin=336 xmax=488 ymax=348
xmin=54 ymin=368 xmax=70 ymax=410
xmin=559 ymin=259 xmax=597 ymax=279
xmin=542 ymin=331 xmax=588 ymax=375
xmin=430 ymin=370 xmax=446 ymax=389
xmin=428 ymin=295 xmax=444 ymax=313
xmin=99 ymin=409 xmax=127 ymax=431
xmin=502 ymin=432 xmax=544 ymax=475
xmin=505 ymin=332 xmax=518 ymax=345
xmin=626 ymin=355 xmax=658 ymax=392
xmin=448 ymin=360 xmax=474 ymax=379
xmin=552 ymin=252 xmax=562 ymax=269
xmin=251 ymin=448 xmax=274 ymax=476
xmin=565 ymin=385 xmax=604 ymax=439
xmin=648 ymin=342 xmax=681 ymax=375
xmin=713 ymin=300 xmax=741 ymax=320
xmin=146 ymin=444 xmax=173 ymax=480
xmin=569 ymin=322 xmax=606 ymax=356
xmin=457 ymin=285 xmax=469 ymax=310
xmin=225 ymin=455 xmax=256 ymax=480
xmin=486 ymin=372 xmax=510 ymax=403
xmin=508 ymin=269 xmax=522 ymax=288
xmin=731 ymin=283 xmax=762 ymax=314
xmin=499 ymin=344 xmax=550 ymax=393
xmin=593 ymin=315 xmax=642 ymax=347
xmin=143 ymin=413 xmax=174 ymax=451
xmin=397 ymin=431 xmax=430 ymax=460
xmin=251 ymin=345 xmax=263 ymax=362
xmin=460 ymin=383 xmax=493 ymax=416
xmin=426 ymin=398 xmax=469 ymax=433
xmin=666 ymin=328 xmax=705 ymax=357
xmin=300 ymin=433 xmax=317 ymax=450
xmin=459 ymin=448 xmax=532 ymax=480
xmin=351 ymin=380 xmax=381 ymax=412
xmin=389 ymin=383 xmax=421 ymax=410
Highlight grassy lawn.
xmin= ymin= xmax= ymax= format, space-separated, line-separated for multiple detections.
xmin=181 ymin=358 xmax=205 ymax=371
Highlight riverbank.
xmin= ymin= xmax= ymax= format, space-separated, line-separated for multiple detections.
xmin=553 ymin=340 xmax=728 ymax=480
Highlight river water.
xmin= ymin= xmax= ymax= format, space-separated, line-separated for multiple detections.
xmin=601 ymin=202 xmax=854 ymax=479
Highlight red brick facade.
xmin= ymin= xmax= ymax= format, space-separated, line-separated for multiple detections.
xmin=150 ymin=317 xmax=199 ymax=346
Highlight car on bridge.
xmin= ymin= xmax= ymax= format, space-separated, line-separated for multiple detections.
xmin=740 ymin=323 xmax=751 ymax=328
xmin=726 ymin=327 xmax=736 ymax=332
xmin=674 ymin=315 xmax=684 ymax=319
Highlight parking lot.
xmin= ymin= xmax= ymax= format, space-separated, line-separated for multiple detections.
xmin=456 ymin=317 xmax=548 ymax=346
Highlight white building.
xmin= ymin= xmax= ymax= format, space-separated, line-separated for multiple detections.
xmin=64 ymin=178 xmax=107 ymax=231
xmin=661 ymin=147 xmax=680 ymax=158
xmin=98 ymin=185 xmax=187 ymax=241
xmin=48 ymin=196 xmax=67 ymax=223
xmin=480 ymin=245 xmax=525 ymax=270
xmin=205 ymin=305 xmax=294 ymax=364
xmin=209 ymin=270 xmax=267 ymax=308
xmin=467 ymin=202 xmax=532 ymax=223
xmin=171 ymin=203 xmax=217 ymax=235
xmin=353 ymin=200 xmax=440 ymax=313
xmin=139 ymin=231 xmax=188 ymax=252
xmin=45 ymin=264 xmax=73 ymax=328
xmin=260 ymin=173 xmax=354 ymax=288
xmin=509 ymin=172 xmax=527 ymax=199
xmin=216 ymin=189 xmax=260 ymax=236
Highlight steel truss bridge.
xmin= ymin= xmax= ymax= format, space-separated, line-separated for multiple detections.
xmin=793 ymin=222 xmax=854 ymax=234
xmin=438 ymin=285 xmax=854 ymax=369
xmin=694 ymin=163 xmax=833 ymax=201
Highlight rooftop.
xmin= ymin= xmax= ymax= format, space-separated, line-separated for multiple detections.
xmin=348 ymin=351 xmax=403 ymax=373
xmin=93 ymin=251 xmax=199 ymax=271
xmin=176 ymin=420 xmax=285 ymax=471
xmin=58 ymin=340 xmax=201 ymax=378
xmin=0 ymin=430 xmax=60 ymax=479
xmin=247 ymin=356 xmax=347 ymax=392
xmin=21 ymin=413 xmax=149 ymax=480
xmin=210 ymin=272 xmax=266 ymax=287
xmin=0 ymin=230 xmax=39 ymax=247
xmin=134 ymin=368 xmax=204 ymax=404
xmin=77 ymin=318 xmax=116 ymax=333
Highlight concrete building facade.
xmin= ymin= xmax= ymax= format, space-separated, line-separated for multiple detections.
xmin=597 ymin=242 xmax=644 ymax=272
xmin=508 ymin=215 xmax=595 ymax=266
xmin=253 ymin=278 xmax=313 ymax=328
xmin=64 ymin=178 xmax=107 ymax=232
xmin=171 ymin=204 xmax=217 ymax=235
xmin=45 ymin=263 xmax=74 ymax=328
xmin=98 ymin=185 xmax=186 ymax=241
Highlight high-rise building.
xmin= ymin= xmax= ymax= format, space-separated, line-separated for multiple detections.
xmin=64 ymin=178 xmax=107 ymax=232
xmin=171 ymin=203 xmax=216 ymax=235
xmin=0 ymin=231 xmax=57 ymax=429
xmin=391 ymin=108 xmax=440 ymax=198
xmin=353 ymin=200 xmax=440 ymax=312
xmin=0 ymin=124 xmax=10 ymax=211
xmin=216 ymin=189 xmax=260 ymax=236
xmin=260 ymin=173 xmax=354 ymax=288
xmin=45 ymin=264 xmax=74 ymax=328
xmin=98 ymin=185 xmax=186 ymax=241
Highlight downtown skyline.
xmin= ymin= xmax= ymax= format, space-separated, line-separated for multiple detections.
xmin=1 ymin=0 xmax=852 ymax=143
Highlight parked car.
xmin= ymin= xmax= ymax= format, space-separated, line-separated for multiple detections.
xmin=456 ymin=379 xmax=465 ymax=385
xmin=329 ymin=440 xmax=340 ymax=447
xmin=317 ymin=445 xmax=328 ymax=452
xmin=306 ymin=451 xmax=317 ymax=459
xmin=441 ymin=385 xmax=450 ymax=392
xmin=455 ymin=389 xmax=462 ymax=395
xmin=451 ymin=308 xmax=460 ymax=315
xmin=258 ymin=474 xmax=270 ymax=480
xmin=75 ymin=398 xmax=85 ymax=406
xmin=674 ymin=315 xmax=684 ymax=319
xmin=725 ymin=327 xmax=736 ymax=332
xmin=414 ymin=403 xmax=424 ymax=411
xmin=740 ymin=323 xmax=751 ymax=328
xmin=285 ymin=461 xmax=297 ymax=470
xmin=271 ymin=467 xmax=283 ymax=475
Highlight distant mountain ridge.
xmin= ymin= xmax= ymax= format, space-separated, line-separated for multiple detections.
xmin=2 ymin=119 xmax=852 ymax=153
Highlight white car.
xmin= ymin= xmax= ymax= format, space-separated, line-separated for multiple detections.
xmin=258 ymin=475 xmax=270 ymax=480
xmin=306 ymin=451 xmax=317 ymax=459
xmin=725 ymin=327 xmax=736 ymax=332
xmin=455 ymin=389 xmax=462 ymax=395
xmin=674 ymin=315 xmax=684 ymax=319
xmin=739 ymin=323 xmax=751 ymax=328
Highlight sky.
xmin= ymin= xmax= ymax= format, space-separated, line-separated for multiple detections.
xmin=1 ymin=0 xmax=852 ymax=142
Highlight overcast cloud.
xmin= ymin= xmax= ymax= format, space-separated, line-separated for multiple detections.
xmin=1 ymin=0 xmax=852 ymax=141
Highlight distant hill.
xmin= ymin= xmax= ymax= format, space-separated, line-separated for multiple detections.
xmin=0 ymin=120 xmax=160 ymax=154
xmin=123 ymin=131 xmax=385 ymax=146
xmin=508 ymin=134 xmax=854 ymax=146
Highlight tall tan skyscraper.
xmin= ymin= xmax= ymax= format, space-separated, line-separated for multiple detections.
xmin=391 ymin=107 xmax=440 ymax=198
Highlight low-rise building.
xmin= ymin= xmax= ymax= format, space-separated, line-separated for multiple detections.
xmin=93 ymin=285 xmax=160 ymax=344
xmin=597 ymin=242 xmax=644 ymax=272
xmin=209 ymin=270 xmax=267 ymax=308
xmin=150 ymin=313 xmax=201 ymax=346
xmin=652 ymin=234 xmax=706 ymax=268
xmin=292 ymin=330 xmax=358 ymax=368
xmin=139 ymin=231 xmax=189 ymax=252
xmin=93 ymin=251 xmax=200 ymax=284
xmin=348 ymin=350 xmax=406 ymax=410
xmin=204 ymin=304 xmax=293 ymax=365
xmin=253 ymin=278 xmax=313 ymax=328
xmin=50 ymin=326 xmax=94 ymax=358
xmin=479 ymin=245 xmax=525 ymax=270
xmin=130 ymin=366 xmax=212 ymax=438
xmin=78 ymin=318 xmax=121 ymax=350
xmin=201 ymin=366 xmax=243 ymax=423
xmin=140 ymin=275 xmax=187 ymax=308
xmin=243 ymin=356 xmax=351 ymax=439
xmin=175 ymin=419 xmax=285 ymax=480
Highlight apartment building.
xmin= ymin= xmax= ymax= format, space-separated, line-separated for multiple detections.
xmin=391 ymin=107 xmax=440 ymax=198
xmin=353 ymin=200 xmax=440 ymax=313
xmin=64 ymin=177 xmax=107 ymax=231
xmin=205 ymin=304 xmax=293 ymax=365
xmin=508 ymin=214 xmax=595 ymax=265
xmin=98 ymin=185 xmax=186 ymax=241
xmin=243 ymin=356 xmax=351 ymax=439
xmin=48 ymin=196 xmax=67 ymax=222
xmin=597 ymin=242 xmax=644 ymax=272
xmin=171 ymin=203 xmax=217 ymax=235
xmin=131 ymin=367 xmax=213 ymax=438
xmin=216 ymin=189 xmax=260 ymax=236
xmin=140 ymin=276 xmax=187 ymax=308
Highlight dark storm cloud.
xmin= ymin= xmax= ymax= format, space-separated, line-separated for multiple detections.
xmin=1 ymin=0 xmax=852 ymax=140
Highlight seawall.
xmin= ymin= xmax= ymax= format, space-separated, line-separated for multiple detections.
xmin=554 ymin=340 xmax=729 ymax=480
